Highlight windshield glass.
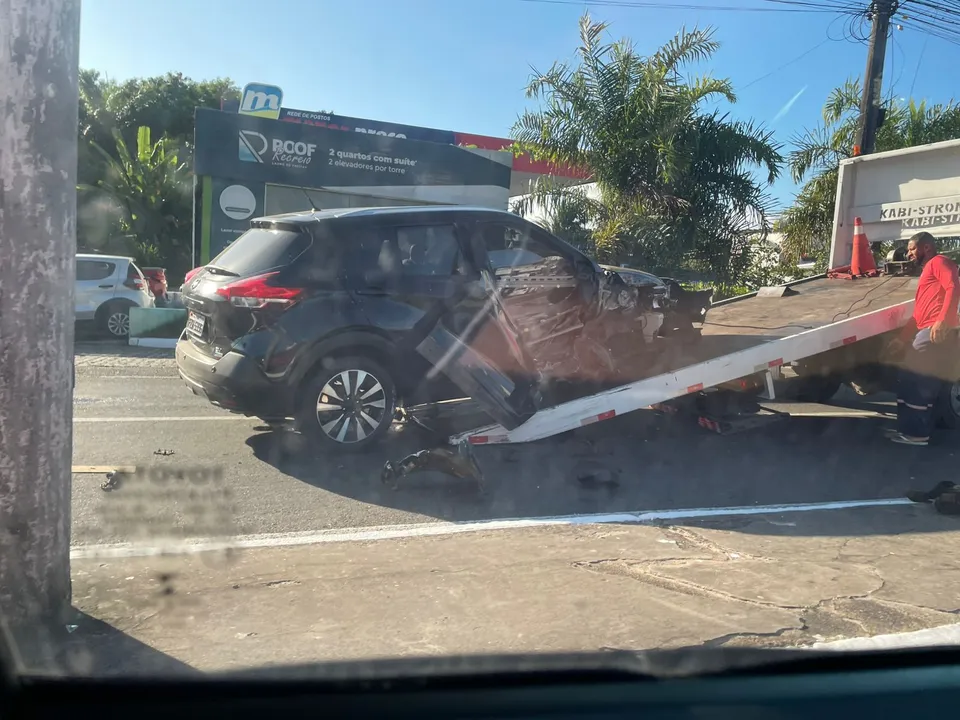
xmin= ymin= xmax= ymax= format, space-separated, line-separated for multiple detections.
xmin=6 ymin=0 xmax=960 ymax=683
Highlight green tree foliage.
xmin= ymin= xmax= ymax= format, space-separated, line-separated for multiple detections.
xmin=78 ymin=69 xmax=119 ymax=186
xmin=79 ymin=71 xmax=239 ymax=157
xmin=77 ymin=71 xmax=240 ymax=279
xmin=521 ymin=184 xmax=604 ymax=256
xmin=779 ymin=78 xmax=960 ymax=266
xmin=79 ymin=127 xmax=192 ymax=279
xmin=510 ymin=13 xmax=782 ymax=284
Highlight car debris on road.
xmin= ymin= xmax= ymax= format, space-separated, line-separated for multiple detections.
xmin=382 ymin=440 xmax=485 ymax=493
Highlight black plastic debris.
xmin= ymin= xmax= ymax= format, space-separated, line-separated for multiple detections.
xmin=100 ymin=470 xmax=129 ymax=492
xmin=381 ymin=440 xmax=484 ymax=493
xmin=907 ymin=480 xmax=960 ymax=515
xmin=154 ymin=449 xmax=175 ymax=456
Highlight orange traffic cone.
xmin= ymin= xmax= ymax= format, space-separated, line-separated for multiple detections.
xmin=850 ymin=217 xmax=878 ymax=277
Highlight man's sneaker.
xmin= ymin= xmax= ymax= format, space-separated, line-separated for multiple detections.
xmin=888 ymin=432 xmax=929 ymax=446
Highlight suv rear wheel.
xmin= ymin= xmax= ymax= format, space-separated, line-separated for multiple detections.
xmin=297 ymin=357 xmax=397 ymax=452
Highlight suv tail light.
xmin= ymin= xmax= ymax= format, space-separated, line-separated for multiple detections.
xmin=215 ymin=271 xmax=303 ymax=309
xmin=184 ymin=267 xmax=203 ymax=284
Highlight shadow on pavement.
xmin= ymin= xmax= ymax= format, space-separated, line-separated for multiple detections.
xmin=245 ymin=406 xmax=959 ymax=534
xmin=74 ymin=321 xmax=113 ymax=343
xmin=8 ymin=610 xmax=198 ymax=677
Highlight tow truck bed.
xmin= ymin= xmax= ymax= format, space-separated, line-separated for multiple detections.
xmin=452 ymin=275 xmax=919 ymax=445
xmin=700 ymin=274 xmax=916 ymax=348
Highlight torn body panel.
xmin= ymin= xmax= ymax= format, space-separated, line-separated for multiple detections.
xmin=412 ymin=260 xmax=706 ymax=429
xmin=415 ymin=322 xmax=538 ymax=431
xmin=381 ymin=440 xmax=484 ymax=493
xmin=405 ymin=223 xmax=715 ymax=434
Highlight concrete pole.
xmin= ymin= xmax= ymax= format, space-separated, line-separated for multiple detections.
xmin=0 ymin=0 xmax=80 ymax=627
xmin=855 ymin=0 xmax=893 ymax=156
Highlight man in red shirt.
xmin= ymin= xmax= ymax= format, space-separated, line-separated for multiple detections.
xmin=887 ymin=232 xmax=960 ymax=446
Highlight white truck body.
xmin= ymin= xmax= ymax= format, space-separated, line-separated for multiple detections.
xmin=829 ymin=137 xmax=960 ymax=269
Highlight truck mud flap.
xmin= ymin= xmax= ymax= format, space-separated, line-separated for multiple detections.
xmin=415 ymin=324 xmax=536 ymax=431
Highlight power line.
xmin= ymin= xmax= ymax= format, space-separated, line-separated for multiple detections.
xmin=741 ymin=37 xmax=833 ymax=89
xmin=897 ymin=0 xmax=960 ymax=46
xmin=886 ymin=26 xmax=905 ymax=102
xmin=514 ymin=0 xmax=960 ymax=120
xmin=909 ymin=35 xmax=928 ymax=95
xmin=515 ymin=0 xmax=960 ymax=48
xmin=515 ymin=0 xmax=857 ymax=12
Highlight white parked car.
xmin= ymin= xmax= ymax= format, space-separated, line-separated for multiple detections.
xmin=75 ymin=254 xmax=155 ymax=338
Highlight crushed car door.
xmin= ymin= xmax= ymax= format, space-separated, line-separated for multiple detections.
xmin=468 ymin=219 xmax=599 ymax=382
xmin=400 ymin=222 xmax=540 ymax=431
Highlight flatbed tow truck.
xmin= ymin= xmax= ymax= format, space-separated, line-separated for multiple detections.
xmin=387 ymin=266 xmax=940 ymax=489
xmin=440 ymin=272 xmax=923 ymax=446
xmin=398 ymin=138 xmax=960 ymax=466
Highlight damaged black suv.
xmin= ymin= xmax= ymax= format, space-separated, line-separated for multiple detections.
xmin=176 ymin=206 xmax=711 ymax=451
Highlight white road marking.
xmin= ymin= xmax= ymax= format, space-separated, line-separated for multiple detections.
xmin=781 ymin=410 xmax=894 ymax=418
xmin=73 ymin=415 xmax=254 ymax=423
xmin=72 ymin=465 xmax=137 ymax=474
xmin=76 ymin=376 xmax=177 ymax=380
xmin=811 ymin=623 xmax=960 ymax=651
xmin=70 ymin=497 xmax=915 ymax=559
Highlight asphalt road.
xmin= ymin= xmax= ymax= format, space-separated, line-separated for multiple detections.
xmin=71 ymin=358 xmax=959 ymax=547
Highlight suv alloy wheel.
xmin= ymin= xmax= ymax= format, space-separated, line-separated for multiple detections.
xmin=296 ymin=357 xmax=398 ymax=452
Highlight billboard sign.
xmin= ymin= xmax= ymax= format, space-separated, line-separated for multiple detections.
xmin=278 ymin=108 xmax=587 ymax=180
xmin=195 ymin=108 xmax=512 ymax=191
xmin=278 ymin=107 xmax=456 ymax=145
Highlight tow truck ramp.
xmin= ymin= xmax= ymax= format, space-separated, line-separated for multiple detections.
xmin=452 ymin=275 xmax=918 ymax=445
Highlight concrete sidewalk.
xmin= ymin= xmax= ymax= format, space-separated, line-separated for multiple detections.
xmin=74 ymin=341 xmax=175 ymax=369
xmin=62 ymin=503 xmax=960 ymax=675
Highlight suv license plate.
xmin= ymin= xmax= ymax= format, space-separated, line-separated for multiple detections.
xmin=186 ymin=311 xmax=206 ymax=337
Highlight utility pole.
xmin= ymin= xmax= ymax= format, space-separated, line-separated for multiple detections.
xmin=855 ymin=0 xmax=896 ymax=155
xmin=0 ymin=0 xmax=80 ymax=635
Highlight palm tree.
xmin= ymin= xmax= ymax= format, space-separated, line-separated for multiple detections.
xmin=78 ymin=126 xmax=191 ymax=277
xmin=510 ymin=13 xmax=781 ymax=282
xmin=513 ymin=181 xmax=604 ymax=255
xmin=779 ymin=79 xmax=960 ymax=265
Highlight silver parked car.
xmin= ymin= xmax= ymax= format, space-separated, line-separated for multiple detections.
xmin=75 ymin=254 xmax=155 ymax=338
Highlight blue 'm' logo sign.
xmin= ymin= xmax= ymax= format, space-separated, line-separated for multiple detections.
xmin=238 ymin=83 xmax=283 ymax=119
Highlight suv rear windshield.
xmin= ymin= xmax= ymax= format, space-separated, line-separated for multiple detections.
xmin=208 ymin=228 xmax=311 ymax=277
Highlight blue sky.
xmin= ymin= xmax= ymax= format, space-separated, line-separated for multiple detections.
xmin=79 ymin=0 xmax=960 ymax=208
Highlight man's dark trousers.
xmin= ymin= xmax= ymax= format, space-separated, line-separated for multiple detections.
xmin=898 ymin=326 xmax=958 ymax=438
